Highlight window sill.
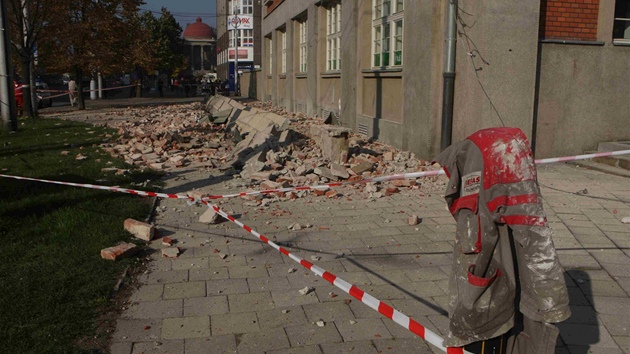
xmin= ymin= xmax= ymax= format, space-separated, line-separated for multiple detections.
xmin=295 ymin=72 xmax=307 ymax=78
xmin=267 ymin=75 xmax=272 ymax=79
xmin=540 ymin=39 xmax=604 ymax=46
xmin=362 ymin=67 xmax=403 ymax=78
xmin=321 ymin=71 xmax=341 ymax=78
xmin=279 ymin=74 xmax=287 ymax=79
xmin=612 ymin=39 xmax=630 ymax=46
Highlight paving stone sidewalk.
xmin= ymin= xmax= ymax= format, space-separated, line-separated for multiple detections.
xmin=110 ymin=163 xmax=630 ymax=354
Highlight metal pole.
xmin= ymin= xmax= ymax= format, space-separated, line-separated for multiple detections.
xmin=233 ymin=7 xmax=239 ymax=97
xmin=0 ymin=0 xmax=17 ymax=132
xmin=440 ymin=0 xmax=458 ymax=151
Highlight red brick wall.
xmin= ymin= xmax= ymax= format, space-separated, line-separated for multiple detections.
xmin=265 ymin=0 xmax=285 ymax=16
xmin=540 ymin=0 xmax=600 ymax=41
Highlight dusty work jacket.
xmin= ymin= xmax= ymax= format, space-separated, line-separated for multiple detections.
xmin=434 ymin=127 xmax=571 ymax=353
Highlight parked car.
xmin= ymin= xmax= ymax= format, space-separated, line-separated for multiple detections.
xmin=35 ymin=81 xmax=53 ymax=108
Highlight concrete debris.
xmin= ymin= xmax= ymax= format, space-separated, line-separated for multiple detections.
xmin=87 ymin=97 xmax=443 ymax=206
xmin=299 ymin=286 xmax=315 ymax=296
xmin=287 ymin=222 xmax=302 ymax=231
xmin=161 ymin=247 xmax=180 ymax=258
xmin=124 ymin=218 xmax=155 ymax=241
xmin=316 ymin=320 xmax=325 ymax=327
xmin=622 ymin=216 xmax=630 ymax=224
xmin=199 ymin=208 xmax=221 ymax=224
xmin=288 ymin=267 xmax=297 ymax=273
xmin=101 ymin=242 xmax=138 ymax=261
xmin=408 ymin=214 xmax=420 ymax=226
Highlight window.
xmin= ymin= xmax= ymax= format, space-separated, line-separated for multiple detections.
xmin=326 ymin=2 xmax=341 ymax=71
xmin=242 ymin=29 xmax=254 ymax=46
xmin=614 ymin=1 xmax=630 ymax=43
xmin=242 ymin=0 xmax=254 ymax=15
xmin=281 ymin=31 xmax=287 ymax=74
xmin=373 ymin=0 xmax=403 ymax=67
xmin=299 ymin=20 xmax=308 ymax=72
xmin=268 ymin=37 xmax=273 ymax=74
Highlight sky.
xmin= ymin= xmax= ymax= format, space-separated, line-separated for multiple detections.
xmin=141 ymin=0 xmax=218 ymax=29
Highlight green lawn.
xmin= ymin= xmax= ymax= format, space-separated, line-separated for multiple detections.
xmin=0 ymin=117 xmax=163 ymax=353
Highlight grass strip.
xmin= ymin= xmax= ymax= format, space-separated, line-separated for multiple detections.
xmin=0 ymin=117 xmax=163 ymax=353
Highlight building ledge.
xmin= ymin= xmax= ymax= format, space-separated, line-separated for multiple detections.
xmin=279 ymin=74 xmax=287 ymax=79
xmin=362 ymin=67 xmax=403 ymax=78
xmin=321 ymin=71 xmax=341 ymax=78
xmin=540 ymin=39 xmax=605 ymax=46
xmin=295 ymin=72 xmax=307 ymax=78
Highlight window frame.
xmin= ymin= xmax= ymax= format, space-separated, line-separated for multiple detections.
xmin=326 ymin=2 xmax=341 ymax=72
xmin=613 ymin=0 xmax=630 ymax=43
xmin=281 ymin=30 xmax=287 ymax=74
xmin=372 ymin=0 xmax=404 ymax=68
xmin=298 ymin=19 xmax=308 ymax=73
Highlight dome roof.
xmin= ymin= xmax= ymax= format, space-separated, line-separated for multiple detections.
xmin=183 ymin=18 xmax=214 ymax=39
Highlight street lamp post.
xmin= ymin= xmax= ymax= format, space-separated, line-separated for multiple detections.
xmin=232 ymin=6 xmax=239 ymax=96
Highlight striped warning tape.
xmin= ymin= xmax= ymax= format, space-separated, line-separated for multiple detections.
xmin=1 ymin=149 xmax=629 ymax=203
xmin=0 ymin=174 xmax=194 ymax=202
xmin=196 ymin=198 xmax=470 ymax=354
xmin=2 ymin=149 xmax=628 ymax=351
xmin=201 ymin=149 xmax=630 ymax=201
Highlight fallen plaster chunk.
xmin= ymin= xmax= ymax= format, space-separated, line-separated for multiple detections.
xmin=161 ymin=247 xmax=180 ymax=258
xmin=124 ymin=218 xmax=155 ymax=241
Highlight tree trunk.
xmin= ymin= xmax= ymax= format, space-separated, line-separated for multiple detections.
xmin=76 ymin=69 xmax=85 ymax=110
xmin=20 ymin=58 xmax=33 ymax=118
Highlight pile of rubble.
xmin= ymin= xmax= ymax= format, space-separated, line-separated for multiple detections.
xmin=92 ymin=96 xmax=445 ymax=202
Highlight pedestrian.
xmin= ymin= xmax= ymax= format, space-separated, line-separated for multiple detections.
xmin=68 ymin=78 xmax=77 ymax=107
xmin=184 ymin=79 xmax=190 ymax=97
xmin=433 ymin=127 xmax=571 ymax=354
xmin=157 ymin=78 xmax=164 ymax=97
xmin=14 ymin=81 xmax=23 ymax=116
xmin=173 ymin=78 xmax=180 ymax=95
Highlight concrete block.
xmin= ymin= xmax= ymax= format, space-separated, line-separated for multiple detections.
xmin=199 ymin=208 xmax=221 ymax=224
xmin=101 ymin=243 xmax=138 ymax=261
xmin=124 ymin=218 xmax=155 ymax=241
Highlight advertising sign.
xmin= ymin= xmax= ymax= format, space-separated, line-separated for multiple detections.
xmin=227 ymin=15 xmax=253 ymax=30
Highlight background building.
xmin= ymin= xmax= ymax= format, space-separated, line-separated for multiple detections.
xmin=216 ymin=0 xmax=263 ymax=93
xmin=238 ymin=0 xmax=629 ymax=159
xmin=183 ymin=17 xmax=216 ymax=76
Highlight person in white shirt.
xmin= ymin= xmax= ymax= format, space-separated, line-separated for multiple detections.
xmin=68 ymin=79 xmax=77 ymax=106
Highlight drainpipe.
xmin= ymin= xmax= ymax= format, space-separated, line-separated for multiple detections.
xmin=440 ymin=0 xmax=458 ymax=151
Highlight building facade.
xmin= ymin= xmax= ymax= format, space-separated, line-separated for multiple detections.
xmin=216 ymin=0 xmax=263 ymax=92
xmin=245 ymin=0 xmax=629 ymax=159
xmin=182 ymin=18 xmax=216 ymax=76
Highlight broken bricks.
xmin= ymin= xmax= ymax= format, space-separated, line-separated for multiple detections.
xmin=101 ymin=243 xmax=138 ymax=261
xmin=124 ymin=218 xmax=155 ymax=241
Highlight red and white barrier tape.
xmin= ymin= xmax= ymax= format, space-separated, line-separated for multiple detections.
xmin=0 ymin=174 xmax=194 ymax=202
xmin=2 ymin=149 xmax=629 ymax=351
xmin=202 ymin=149 xmax=630 ymax=200
xmin=197 ymin=199 xmax=469 ymax=354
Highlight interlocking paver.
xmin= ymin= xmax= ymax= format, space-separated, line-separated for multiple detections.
xmin=183 ymin=296 xmax=229 ymax=316
xmin=122 ymin=299 xmax=183 ymax=319
xmin=163 ymin=281 xmax=206 ymax=299
xmin=131 ymin=340 xmax=183 ymax=354
xmin=162 ymin=316 xmax=210 ymax=339
xmin=108 ymin=160 xmax=630 ymax=353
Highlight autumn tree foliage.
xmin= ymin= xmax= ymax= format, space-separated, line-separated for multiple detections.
xmin=6 ymin=0 xmax=56 ymax=118
xmin=37 ymin=0 xmax=148 ymax=109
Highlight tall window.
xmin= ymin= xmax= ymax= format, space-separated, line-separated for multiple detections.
xmin=373 ymin=0 xmax=403 ymax=67
xmin=242 ymin=29 xmax=254 ymax=46
xmin=327 ymin=2 xmax=341 ymax=71
xmin=242 ymin=0 xmax=253 ymax=14
xmin=614 ymin=1 xmax=630 ymax=43
xmin=299 ymin=20 xmax=308 ymax=72
xmin=268 ymin=37 xmax=273 ymax=74
xmin=281 ymin=31 xmax=287 ymax=74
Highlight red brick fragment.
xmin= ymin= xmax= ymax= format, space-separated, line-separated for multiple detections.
xmin=124 ymin=218 xmax=155 ymax=241
xmin=101 ymin=243 xmax=138 ymax=261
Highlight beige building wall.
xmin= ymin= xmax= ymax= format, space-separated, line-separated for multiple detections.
xmin=257 ymin=0 xmax=629 ymax=160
